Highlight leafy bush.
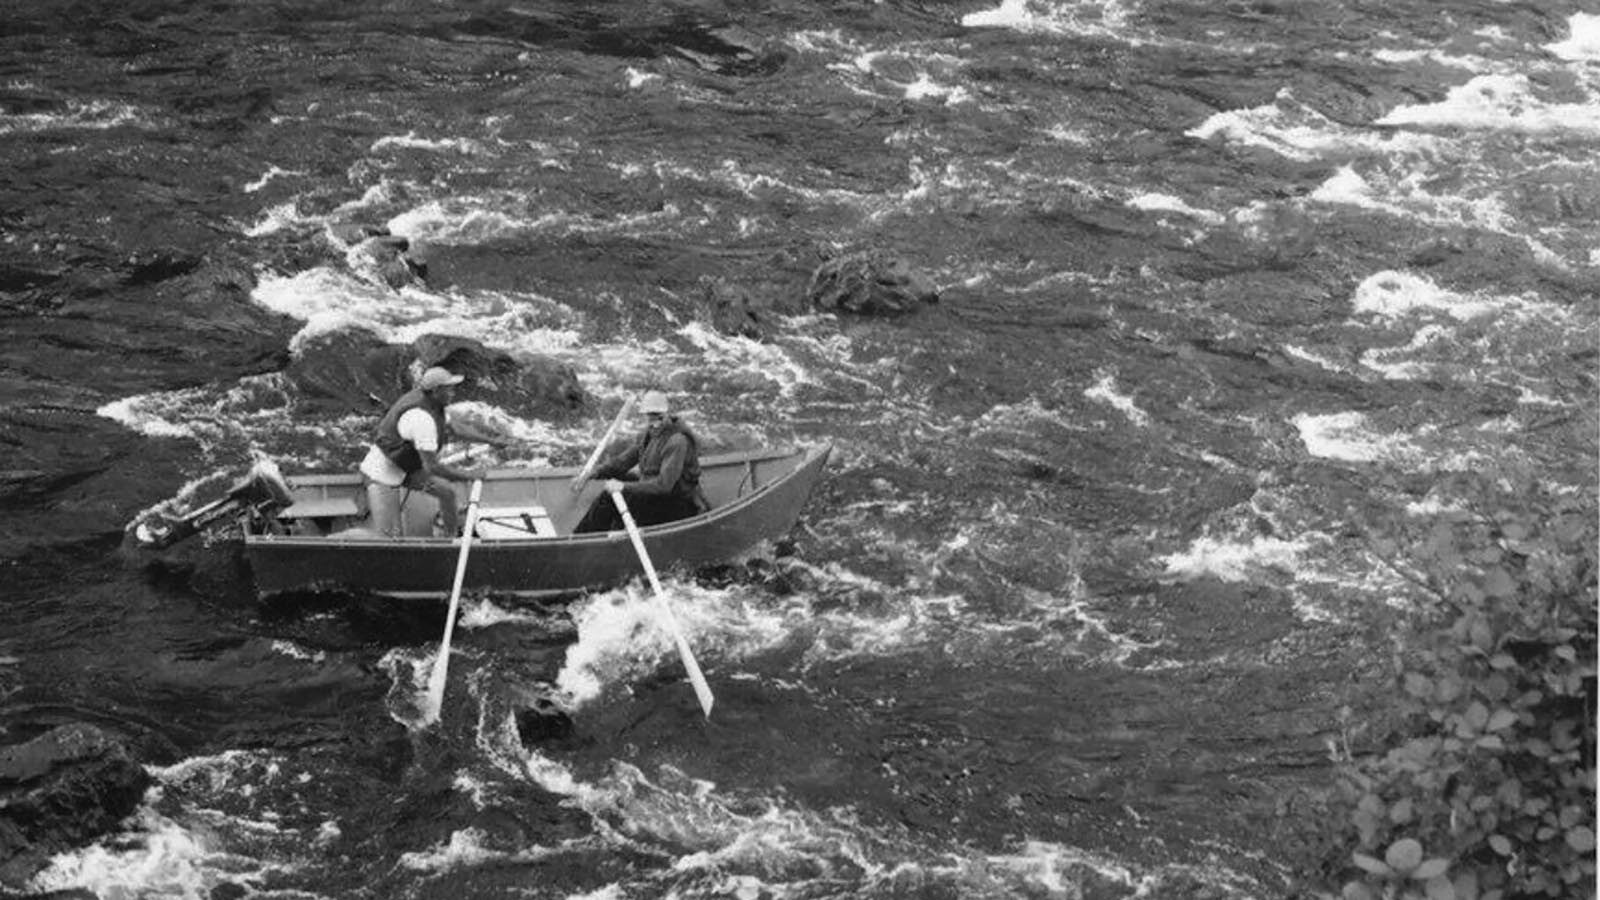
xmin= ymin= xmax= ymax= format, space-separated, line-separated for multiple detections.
xmin=1324 ymin=468 xmax=1596 ymax=900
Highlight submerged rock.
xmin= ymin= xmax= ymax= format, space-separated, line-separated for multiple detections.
xmin=514 ymin=696 xmax=575 ymax=745
xmin=0 ymin=724 xmax=151 ymax=888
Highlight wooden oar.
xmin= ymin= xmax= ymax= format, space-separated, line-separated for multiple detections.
xmin=607 ymin=484 xmax=715 ymax=719
xmin=421 ymin=478 xmax=485 ymax=726
xmin=571 ymin=395 xmax=636 ymax=492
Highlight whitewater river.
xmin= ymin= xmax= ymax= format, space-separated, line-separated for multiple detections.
xmin=2 ymin=2 xmax=1596 ymax=898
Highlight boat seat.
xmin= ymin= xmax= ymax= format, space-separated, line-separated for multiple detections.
xmin=476 ymin=505 xmax=556 ymax=539
xmin=278 ymin=496 xmax=366 ymax=520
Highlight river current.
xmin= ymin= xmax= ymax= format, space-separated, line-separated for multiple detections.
xmin=2 ymin=2 xmax=1597 ymax=898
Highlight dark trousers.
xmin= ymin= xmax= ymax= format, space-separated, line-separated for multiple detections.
xmin=574 ymin=491 xmax=700 ymax=534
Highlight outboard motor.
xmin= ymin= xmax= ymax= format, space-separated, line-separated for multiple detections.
xmin=131 ymin=460 xmax=294 ymax=550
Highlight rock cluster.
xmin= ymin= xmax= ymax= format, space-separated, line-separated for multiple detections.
xmin=0 ymin=724 xmax=151 ymax=888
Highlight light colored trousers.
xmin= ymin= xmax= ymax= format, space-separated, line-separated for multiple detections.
xmin=365 ymin=476 xmax=461 ymax=537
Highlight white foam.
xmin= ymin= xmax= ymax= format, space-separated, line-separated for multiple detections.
xmin=962 ymin=0 xmax=1134 ymax=38
xmin=1371 ymin=48 xmax=1482 ymax=71
xmin=555 ymin=587 xmax=680 ymax=707
xmin=0 ymin=99 xmax=147 ymax=135
xmin=372 ymin=132 xmax=484 ymax=155
xmin=457 ymin=594 xmax=565 ymax=630
xmin=969 ymin=396 xmax=1069 ymax=435
xmin=1126 ymin=192 xmax=1225 ymax=226
xmin=676 ymin=321 xmax=814 ymax=396
xmin=566 ymin=886 xmax=626 ymax=900
xmin=1187 ymin=89 xmax=1439 ymax=162
xmin=625 ymin=67 xmax=660 ymax=89
xmin=270 ymin=640 xmax=325 ymax=663
xmin=250 ymin=267 xmax=586 ymax=359
xmin=1292 ymin=411 xmax=1418 ymax=464
xmin=315 ymin=821 xmax=340 ymax=845
xmin=1350 ymin=270 xmax=1497 ymax=321
xmin=331 ymin=179 xmax=409 ymax=218
xmin=1376 ymin=74 xmax=1600 ymax=135
xmin=1406 ymin=496 xmax=1465 ymax=515
xmin=1358 ymin=324 xmax=1455 ymax=380
xmin=1083 ymin=372 xmax=1150 ymax=426
xmin=27 ymin=809 xmax=221 ymax=899
xmin=242 ymin=165 xmax=303 ymax=194
xmin=1160 ymin=535 xmax=1307 ymax=582
xmin=97 ymin=393 xmax=203 ymax=439
xmin=398 ymin=827 xmax=521 ymax=871
xmin=985 ymin=840 xmax=1136 ymax=893
xmin=1281 ymin=344 xmax=1346 ymax=372
xmin=1308 ymin=167 xmax=1562 ymax=266
xmin=1547 ymin=12 xmax=1600 ymax=62
xmin=378 ymin=645 xmax=439 ymax=731
xmin=242 ymin=200 xmax=309 ymax=237
xmin=904 ymin=73 xmax=972 ymax=105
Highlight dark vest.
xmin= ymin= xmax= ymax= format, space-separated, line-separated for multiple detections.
xmin=638 ymin=418 xmax=700 ymax=495
xmin=374 ymin=389 xmax=448 ymax=475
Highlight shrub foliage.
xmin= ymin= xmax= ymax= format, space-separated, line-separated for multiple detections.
xmin=1327 ymin=469 xmax=1596 ymax=900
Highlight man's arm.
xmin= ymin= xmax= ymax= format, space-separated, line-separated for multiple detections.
xmin=621 ymin=434 xmax=686 ymax=496
xmin=592 ymin=437 xmax=643 ymax=481
xmin=418 ymin=449 xmax=484 ymax=484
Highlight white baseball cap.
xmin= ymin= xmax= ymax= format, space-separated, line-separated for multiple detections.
xmin=417 ymin=367 xmax=465 ymax=391
xmin=639 ymin=390 xmax=670 ymax=414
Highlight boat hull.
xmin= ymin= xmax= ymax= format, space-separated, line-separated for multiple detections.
xmin=244 ymin=445 xmax=830 ymax=600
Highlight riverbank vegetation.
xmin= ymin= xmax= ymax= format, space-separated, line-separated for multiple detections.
xmin=1297 ymin=465 xmax=1597 ymax=899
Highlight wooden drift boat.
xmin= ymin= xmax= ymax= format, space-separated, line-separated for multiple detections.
xmin=241 ymin=444 xmax=831 ymax=600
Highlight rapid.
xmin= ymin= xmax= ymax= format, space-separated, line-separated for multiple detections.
xmin=2 ymin=2 xmax=1596 ymax=898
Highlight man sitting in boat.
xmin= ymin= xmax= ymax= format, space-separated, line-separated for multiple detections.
xmin=360 ymin=366 xmax=488 ymax=537
xmin=572 ymin=390 xmax=705 ymax=533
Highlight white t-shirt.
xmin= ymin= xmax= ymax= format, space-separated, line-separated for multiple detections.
xmin=360 ymin=408 xmax=443 ymax=487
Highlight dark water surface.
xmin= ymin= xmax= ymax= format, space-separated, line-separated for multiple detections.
xmin=3 ymin=1 xmax=1596 ymax=897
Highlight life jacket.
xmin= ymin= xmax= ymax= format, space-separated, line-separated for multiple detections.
xmin=636 ymin=418 xmax=701 ymax=496
xmin=374 ymin=389 xmax=449 ymax=475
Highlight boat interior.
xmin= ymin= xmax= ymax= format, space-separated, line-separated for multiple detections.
xmin=256 ymin=447 xmax=813 ymax=541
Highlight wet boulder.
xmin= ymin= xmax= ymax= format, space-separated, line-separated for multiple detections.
xmin=282 ymin=330 xmax=585 ymax=420
xmin=282 ymin=327 xmax=410 ymax=413
xmin=700 ymin=277 xmax=767 ymax=340
xmin=0 ymin=724 xmax=151 ymax=888
xmin=414 ymin=334 xmax=586 ymax=416
xmin=805 ymin=250 xmax=939 ymax=316
xmin=329 ymin=224 xmax=429 ymax=289
xmin=514 ymin=696 xmax=575 ymax=745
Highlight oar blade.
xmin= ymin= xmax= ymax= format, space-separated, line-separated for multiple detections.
xmin=418 ymin=479 xmax=485 ymax=727
xmin=677 ymin=635 xmax=715 ymax=718
xmin=609 ymin=484 xmax=716 ymax=719
xmin=421 ymin=653 xmax=449 ymax=725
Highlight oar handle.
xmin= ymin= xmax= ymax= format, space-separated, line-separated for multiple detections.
xmin=572 ymin=395 xmax=636 ymax=491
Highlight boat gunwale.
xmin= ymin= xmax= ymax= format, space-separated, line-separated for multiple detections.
xmin=244 ymin=444 xmax=829 ymax=550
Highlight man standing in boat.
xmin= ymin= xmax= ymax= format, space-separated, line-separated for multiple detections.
xmin=572 ymin=390 xmax=705 ymax=533
xmin=360 ymin=366 xmax=487 ymax=537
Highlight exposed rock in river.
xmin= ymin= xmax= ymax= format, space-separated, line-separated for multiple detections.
xmin=284 ymin=329 xmax=586 ymax=418
xmin=0 ymin=724 xmax=151 ymax=888
xmin=807 ymin=250 xmax=939 ymax=316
